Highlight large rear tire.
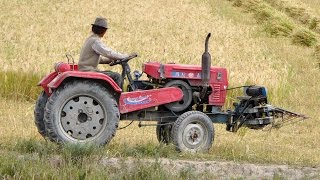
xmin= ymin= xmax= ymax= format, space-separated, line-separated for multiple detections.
xmin=172 ymin=111 xmax=214 ymax=152
xmin=34 ymin=91 xmax=48 ymax=137
xmin=44 ymin=80 xmax=120 ymax=146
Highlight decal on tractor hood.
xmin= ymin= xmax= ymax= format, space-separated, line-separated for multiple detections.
xmin=171 ymin=71 xmax=201 ymax=78
xmin=124 ymin=95 xmax=152 ymax=105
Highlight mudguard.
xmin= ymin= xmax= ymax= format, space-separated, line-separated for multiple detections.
xmin=119 ymin=87 xmax=183 ymax=114
xmin=38 ymin=72 xmax=58 ymax=94
xmin=39 ymin=71 xmax=122 ymax=95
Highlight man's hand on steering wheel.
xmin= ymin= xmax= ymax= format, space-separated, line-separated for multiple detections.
xmin=129 ymin=52 xmax=138 ymax=57
xmin=109 ymin=53 xmax=138 ymax=66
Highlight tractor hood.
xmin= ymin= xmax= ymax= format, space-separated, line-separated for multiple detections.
xmin=143 ymin=62 xmax=228 ymax=83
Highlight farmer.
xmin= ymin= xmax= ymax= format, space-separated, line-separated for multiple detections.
xmin=78 ymin=17 xmax=130 ymax=89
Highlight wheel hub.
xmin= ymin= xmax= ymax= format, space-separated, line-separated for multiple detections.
xmin=183 ymin=123 xmax=206 ymax=149
xmin=78 ymin=112 xmax=88 ymax=123
xmin=60 ymin=96 xmax=106 ymax=141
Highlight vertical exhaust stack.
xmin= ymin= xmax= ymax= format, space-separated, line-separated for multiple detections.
xmin=200 ymin=33 xmax=211 ymax=99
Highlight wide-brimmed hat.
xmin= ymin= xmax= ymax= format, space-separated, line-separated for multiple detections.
xmin=91 ymin=17 xmax=108 ymax=29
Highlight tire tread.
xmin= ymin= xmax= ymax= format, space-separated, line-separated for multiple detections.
xmin=171 ymin=111 xmax=214 ymax=152
xmin=44 ymin=80 xmax=119 ymax=145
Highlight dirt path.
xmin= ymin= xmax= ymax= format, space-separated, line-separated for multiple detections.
xmin=100 ymin=157 xmax=320 ymax=179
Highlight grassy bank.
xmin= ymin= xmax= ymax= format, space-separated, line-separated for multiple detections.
xmin=226 ymin=0 xmax=319 ymax=46
xmin=1 ymin=140 xmax=217 ymax=179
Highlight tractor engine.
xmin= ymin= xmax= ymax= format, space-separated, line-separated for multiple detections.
xmin=139 ymin=62 xmax=228 ymax=113
xmin=135 ymin=33 xmax=228 ymax=113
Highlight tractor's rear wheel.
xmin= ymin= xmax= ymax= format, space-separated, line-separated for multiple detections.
xmin=44 ymin=80 xmax=120 ymax=146
xmin=172 ymin=111 xmax=214 ymax=152
xmin=34 ymin=91 xmax=49 ymax=137
xmin=156 ymin=121 xmax=172 ymax=144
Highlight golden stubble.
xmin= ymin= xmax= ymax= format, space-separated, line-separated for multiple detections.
xmin=0 ymin=0 xmax=287 ymax=85
xmin=0 ymin=0 xmax=319 ymax=166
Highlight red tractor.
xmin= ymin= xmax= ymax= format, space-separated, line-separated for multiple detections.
xmin=34 ymin=34 xmax=306 ymax=152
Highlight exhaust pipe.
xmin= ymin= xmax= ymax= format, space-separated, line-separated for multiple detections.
xmin=200 ymin=33 xmax=211 ymax=99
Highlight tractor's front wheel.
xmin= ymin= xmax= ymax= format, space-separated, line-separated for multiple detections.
xmin=172 ymin=111 xmax=214 ymax=152
xmin=44 ymin=80 xmax=120 ymax=146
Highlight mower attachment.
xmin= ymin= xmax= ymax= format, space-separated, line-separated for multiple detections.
xmin=226 ymin=86 xmax=308 ymax=132
xmin=270 ymin=107 xmax=309 ymax=128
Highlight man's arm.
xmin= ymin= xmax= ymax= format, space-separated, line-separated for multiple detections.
xmin=99 ymin=56 xmax=112 ymax=64
xmin=92 ymin=39 xmax=128 ymax=60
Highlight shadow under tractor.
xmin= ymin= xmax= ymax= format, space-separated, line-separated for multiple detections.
xmin=34 ymin=33 xmax=307 ymax=152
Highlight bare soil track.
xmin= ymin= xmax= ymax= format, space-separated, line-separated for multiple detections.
xmin=100 ymin=157 xmax=320 ymax=179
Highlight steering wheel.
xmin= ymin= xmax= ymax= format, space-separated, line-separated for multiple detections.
xmin=109 ymin=54 xmax=138 ymax=66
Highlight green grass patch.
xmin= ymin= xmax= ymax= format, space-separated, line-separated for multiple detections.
xmin=61 ymin=143 xmax=105 ymax=166
xmin=107 ymin=142 xmax=178 ymax=159
xmin=0 ymin=152 xmax=100 ymax=179
xmin=309 ymin=18 xmax=320 ymax=31
xmin=0 ymin=71 xmax=43 ymax=102
xmin=227 ymin=0 xmax=319 ymax=46
xmin=264 ymin=0 xmax=320 ymax=34
xmin=292 ymin=28 xmax=317 ymax=47
xmin=14 ymin=138 xmax=58 ymax=157
xmin=117 ymin=160 xmax=170 ymax=180
xmin=234 ymin=0 xmax=295 ymax=37
xmin=0 ymin=152 xmax=208 ymax=179
xmin=0 ymin=139 xmax=218 ymax=179
xmin=13 ymin=139 xmax=106 ymax=164
xmin=263 ymin=18 xmax=294 ymax=37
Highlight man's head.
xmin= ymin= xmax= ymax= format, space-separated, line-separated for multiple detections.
xmin=91 ymin=17 xmax=108 ymax=37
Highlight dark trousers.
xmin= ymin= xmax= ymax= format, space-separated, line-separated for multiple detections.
xmin=100 ymin=71 xmax=122 ymax=89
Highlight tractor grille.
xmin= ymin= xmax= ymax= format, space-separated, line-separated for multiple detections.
xmin=212 ymin=84 xmax=221 ymax=101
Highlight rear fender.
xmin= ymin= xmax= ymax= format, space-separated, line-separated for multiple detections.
xmin=41 ymin=71 xmax=122 ymax=95
xmin=38 ymin=72 xmax=59 ymax=95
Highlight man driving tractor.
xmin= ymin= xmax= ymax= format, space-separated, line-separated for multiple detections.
xmin=78 ymin=17 xmax=131 ymax=89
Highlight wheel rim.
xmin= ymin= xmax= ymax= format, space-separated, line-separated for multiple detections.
xmin=182 ymin=123 xmax=207 ymax=149
xmin=59 ymin=95 xmax=106 ymax=141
